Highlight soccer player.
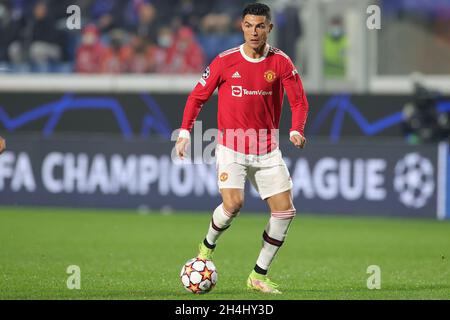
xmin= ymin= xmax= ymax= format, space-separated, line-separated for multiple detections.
xmin=175 ymin=3 xmax=308 ymax=294
xmin=0 ymin=136 xmax=5 ymax=154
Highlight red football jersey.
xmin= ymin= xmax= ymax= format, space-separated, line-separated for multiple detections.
xmin=180 ymin=44 xmax=309 ymax=155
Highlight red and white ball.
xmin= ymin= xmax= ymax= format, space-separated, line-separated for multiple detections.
xmin=180 ymin=258 xmax=218 ymax=294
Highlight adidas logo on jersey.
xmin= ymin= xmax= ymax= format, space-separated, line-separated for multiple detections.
xmin=232 ymin=71 xmax=241 ymax=78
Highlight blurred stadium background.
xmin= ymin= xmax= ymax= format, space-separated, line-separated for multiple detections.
xmin=0 ymin=0 xmax=450 ymax=300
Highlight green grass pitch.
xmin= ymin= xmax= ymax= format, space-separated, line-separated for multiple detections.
xmin=0 ymin=207 xmax=449 ymax=300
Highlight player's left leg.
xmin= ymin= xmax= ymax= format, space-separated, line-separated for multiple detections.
xmin=256 ymin=190 xmax=296 ymax=274
xmin=246 ymin=150 xmax=295 ymax=293
xmin=247 ymin=190 xmax=295 ymax=294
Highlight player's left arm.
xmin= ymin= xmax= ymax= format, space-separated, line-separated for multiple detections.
xmin=281 ymin=62 xmax=309 ymax=149
xmin=0 ymin=136 xmax=6 ymax=154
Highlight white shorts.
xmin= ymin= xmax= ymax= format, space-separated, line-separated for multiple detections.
xmin=215 ymin=144 xmax=293 ymax=200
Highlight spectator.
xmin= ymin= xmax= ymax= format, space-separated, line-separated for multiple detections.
xmin=323 ymin=16 xmax=347 ymax=78
xmin=176 ymin=0 xmax=209 ymax=31
xmin=91 ymin=0 xmax=127 ymax=35
xmin=162 ymin=26 xmax=205 ymax=73
xmin=126 ymin=35 xmax=160 ymax=73
xmin=156 ymin=25 xmax=174 ymax=49
xmin=196 ymin=0 xmax=245 ymax=63
xmin=198 ymin=12 xmax=240 ymax=63
xmin=132 ymin=2 xmax=159 ymax=43
xmin=123 ymin=0 xmax=148 ymax=27
xmin=0 ymin=1 xmax=15 ymax=62
xmin=1 ymin=0 xmax=276 ymax=74
xmin=75 ymin=24 xmax=105 ymax=73
xmin=101 ymin=29 xmax=131 ymax=74
xmin=8 ymin=1 xmax=62 ymax=72
xmin=153 ymin=26 xmax=173 ymax=72
xmin=275 ymin=0 xmax=302 ymax=63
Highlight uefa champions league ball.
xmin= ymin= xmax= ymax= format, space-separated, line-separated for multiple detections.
xmin=180 ymin=258 xmax=218 ymax=294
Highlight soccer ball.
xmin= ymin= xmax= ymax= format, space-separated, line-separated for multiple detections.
xmin=180 ymin=258 xmax=218 ymax=294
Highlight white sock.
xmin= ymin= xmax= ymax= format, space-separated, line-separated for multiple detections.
xmin=205 ymin=204 xmax=238 ymax=246
xmin=255 ymin=209 xmax=296 ymax=272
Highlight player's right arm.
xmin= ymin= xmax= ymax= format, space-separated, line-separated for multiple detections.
xmin=176 ymin=56 xmax=223 ymax=159
xmin=0 ymin=136 xmax=6 ymax=154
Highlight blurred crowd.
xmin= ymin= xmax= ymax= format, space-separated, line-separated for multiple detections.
xmin=0 ymin=0 xmax=257 ymax=74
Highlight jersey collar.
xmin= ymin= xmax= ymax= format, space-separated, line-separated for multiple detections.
xmin=240 ymin=43 xmax=270 ymax=63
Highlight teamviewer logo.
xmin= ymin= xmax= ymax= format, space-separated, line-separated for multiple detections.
xmin=231 ymin=86 xmax=242 ymax=97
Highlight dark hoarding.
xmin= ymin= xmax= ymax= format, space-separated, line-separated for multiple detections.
xmin=1 ymin=92 xmax=449 ymax=141
xmin=0 ymin=135 xmax=443 ymax=219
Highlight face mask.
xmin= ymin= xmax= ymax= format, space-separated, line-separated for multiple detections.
xmin=158 ymin=36 xmax=172 ymax=48
xmin=330 ymin=26 xmax=343 ymax=38
xmin=178 ymin=41 xmax=188 ymax=50
xmin=82 ymin=33 xmax=96 ymax=45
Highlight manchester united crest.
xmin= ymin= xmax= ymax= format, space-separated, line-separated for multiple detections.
xmin=264 ymin=70 xmax=276 ymax=83
xmin=219 ymin=172 xmax=228 ymax=182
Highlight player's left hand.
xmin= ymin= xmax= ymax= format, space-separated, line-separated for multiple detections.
xmin=290 ymin=134 xmax=306 ymax=149
xmin=0 ymin=136 xmax=5 ymax=154
xmin=175 ymin=137 xmax=189 ymax=159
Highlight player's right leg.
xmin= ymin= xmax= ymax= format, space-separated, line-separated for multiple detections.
xmin=198 ymin=144 xmax=246 ymax=260
xmin=198 ymin=189 xmax=244 ymax=260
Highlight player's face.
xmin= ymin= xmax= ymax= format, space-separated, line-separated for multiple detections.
xmin=241 ymin=15 xmax=273 ymax=51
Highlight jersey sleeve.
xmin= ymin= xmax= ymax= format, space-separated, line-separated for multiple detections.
xmin=281 ymin=58 xmax=309 ymax=136
xmin=179 ymin=56 xmax=223 ymax=134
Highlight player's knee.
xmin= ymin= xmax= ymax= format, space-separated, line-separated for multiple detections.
xmin=222 ymin=198 xmax=244 ymax=216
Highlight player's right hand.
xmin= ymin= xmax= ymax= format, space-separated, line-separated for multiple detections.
xmin=175 ymin=137 xmax=189 ymax=159
xmin=0 ymin=136 xmax=5 ymax=154
xmin=290 ymin=134 xmax=306 ymax=149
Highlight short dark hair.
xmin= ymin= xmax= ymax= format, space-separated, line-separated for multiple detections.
xmin=242 ymin=3 xmax=271 ymax=21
